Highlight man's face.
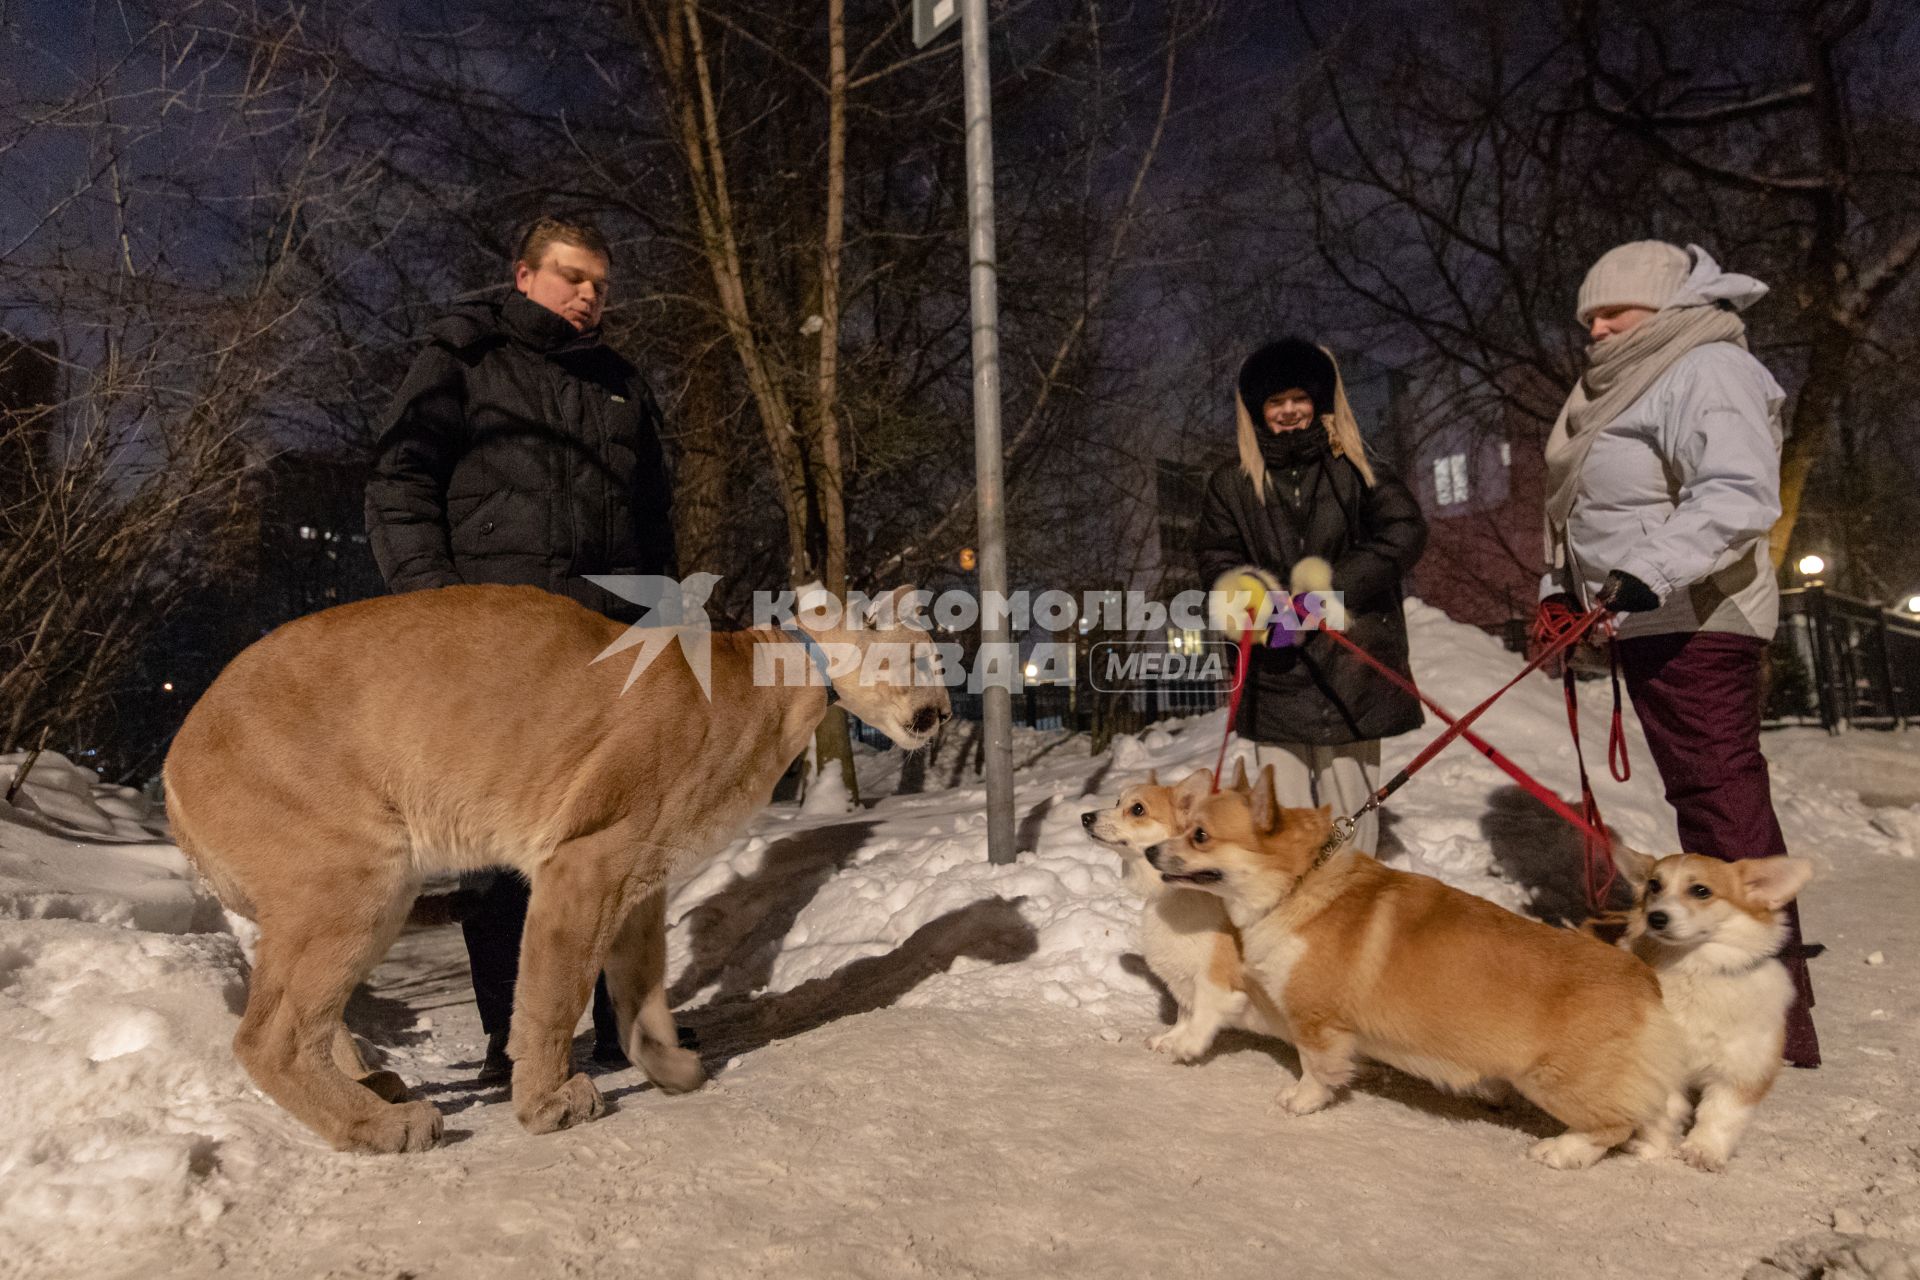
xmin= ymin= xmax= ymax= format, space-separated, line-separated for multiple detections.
xmin=515 ymin=240 xmax=610 ymax=332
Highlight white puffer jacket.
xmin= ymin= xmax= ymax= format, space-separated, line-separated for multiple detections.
xmin=1547 ymin=266 xmax=1786 ymax=640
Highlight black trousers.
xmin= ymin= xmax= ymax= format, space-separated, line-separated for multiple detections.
xmin=461 ymin=870 xmax=620 ymax=1047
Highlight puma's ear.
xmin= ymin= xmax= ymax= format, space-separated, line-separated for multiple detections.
xmin=1737 ymin=857 xmax=1813 ymax=911
xmin=1250 ymin=764 xmax=1281 ymax=835
xmin=1172 ymin=768 xmax=1213 ymax=818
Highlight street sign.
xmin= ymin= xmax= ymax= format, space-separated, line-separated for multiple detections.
xmin=914 ymin=0 xmax=958 ymax=48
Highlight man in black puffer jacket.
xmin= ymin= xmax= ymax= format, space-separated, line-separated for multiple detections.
xmin=365 ymin=215 xmax=673 ymax=1081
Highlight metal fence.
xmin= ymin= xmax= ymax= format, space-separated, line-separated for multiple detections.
xmin=1767 ymin=587 xmax=1919 ymax=730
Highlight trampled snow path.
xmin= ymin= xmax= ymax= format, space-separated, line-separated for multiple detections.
xmin=4 ymin=603 xmax=1919 ymax=1279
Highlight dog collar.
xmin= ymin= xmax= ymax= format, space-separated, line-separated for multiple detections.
xmin=780 ymin=626 xmax=838 ymax=705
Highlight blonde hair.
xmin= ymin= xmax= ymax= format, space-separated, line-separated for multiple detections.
xmin=1235 ymin=344 xmax=1376 ymax=500
xmin=515 ymin=215 xmax=611 ymax=271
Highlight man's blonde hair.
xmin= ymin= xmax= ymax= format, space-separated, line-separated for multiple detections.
xmin=514 ymin=216 xmax=611 ymax=271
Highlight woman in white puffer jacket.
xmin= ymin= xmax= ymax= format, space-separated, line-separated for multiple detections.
xmin=1541 ymin=241 xmax=1819 ymax=1068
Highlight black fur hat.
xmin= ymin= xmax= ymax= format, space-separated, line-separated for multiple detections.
xmin=1237 ymin=339 xmax=1337 ymax=419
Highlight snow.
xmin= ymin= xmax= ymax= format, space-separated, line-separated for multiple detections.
xmin=4 ymin=602 xmax=1918 ymax=1279
xmin=0 ymin=774 xmax=268 ymax=1262
xmin=1766 ymin=728 xmax=1920 ymax=859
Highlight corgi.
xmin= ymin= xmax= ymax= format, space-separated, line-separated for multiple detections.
xmin=1081 ymin=765 xmax=1288 ymax=1060
xmin=1146 ymin=764 xmax=1685 ymax=1169
xmin=1616 ymin=851 xmax=1813 ymax=1172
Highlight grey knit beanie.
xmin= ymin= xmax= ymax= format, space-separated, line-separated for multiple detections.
xmin=1576 ymin=241 xmax=1693 ymax=323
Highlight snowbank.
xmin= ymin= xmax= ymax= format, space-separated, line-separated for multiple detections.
xmin=0 ymin=754 xmax=278 ymax=1257
xmin=3 ymin=601 xmax=1910 ymax=1264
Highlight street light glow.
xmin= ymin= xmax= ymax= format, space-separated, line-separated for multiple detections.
xmin=1906 ymin=594 xmax=1920 ymax=615
xmin=1796 ymin=554 xmax=1826 ymax=577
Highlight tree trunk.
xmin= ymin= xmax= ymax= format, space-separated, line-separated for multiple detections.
xmin=669 ymin=338 xmax=734 ymax=578
xmin=1771 ymin=318 xmax=1852 ymax=570
xmin=807 ymin=0 xmax=857 ymax=809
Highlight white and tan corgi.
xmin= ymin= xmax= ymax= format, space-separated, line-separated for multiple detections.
xmin=1617 ymin=851 xmax=1813 ymax=1172
xmin=1080 ymin=765 xmax=1287 ymax=1060
xmin=1147 ymin=764 xmax=1685 ymax=1169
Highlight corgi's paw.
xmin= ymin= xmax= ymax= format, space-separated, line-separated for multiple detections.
xmin=1679 ymin=1141 xmax=1729 ymax=1173
xmin=1527 ymin=1133 xmax=1606 ymax=1171
xmin=1623 ymin=1136 xmax=1673 ymax=1161
xmin=1277 ymin=1075 xmax=1335 ymax=1116
xmin=1150 ymin=1022 xmax=1215 ymax=1063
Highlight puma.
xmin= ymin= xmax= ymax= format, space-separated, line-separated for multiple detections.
xmin=164 ymin=583 xmax=948 ymax=1152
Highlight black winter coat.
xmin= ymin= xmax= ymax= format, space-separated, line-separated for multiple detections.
xmin=364 ymin=292 xmax=675 ymax=622
xmin=1194 ymin=451 xmax=1428 ymax=746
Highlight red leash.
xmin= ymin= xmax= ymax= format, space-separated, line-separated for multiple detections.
xmin=1330 ymin=605 xmax=1609 ymax=829
xmin=1211 ymin=620 xmax=1257 ymax=791
xmin=1540 ymin=606 xmax=1631 ymax=907
xmin=1215 ymin=595 xmax=1622 ymax=908
xmin=1313 ymin=611 xmax=1617 ymax=856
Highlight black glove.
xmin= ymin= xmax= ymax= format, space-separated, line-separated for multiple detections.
xmin=1598 ymin=570 xmax=1659 ymax=614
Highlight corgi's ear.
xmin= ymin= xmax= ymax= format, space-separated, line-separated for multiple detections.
xmin=1736 ymin=857 xmax=1813 ymax=910
xmin=1250 ymin=764 xmax=1282 ymax=835
xmin=1227 ymin=756 xmax=1250 ymax=794
xmin=1614 ymin=845 xmax=1658 ymax=890
xmin=1171 ymin=768 xmax=1212 ymax=818
xmin=1145 ymin=768 xmax=1160 ymax=787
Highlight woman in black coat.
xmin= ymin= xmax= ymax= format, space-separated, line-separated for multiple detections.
xmin=1194 ymin=339 xmax=1428 ymax=855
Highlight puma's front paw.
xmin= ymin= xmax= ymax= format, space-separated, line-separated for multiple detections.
xmin=516 ymin=1072 xmax=606 ymax=1135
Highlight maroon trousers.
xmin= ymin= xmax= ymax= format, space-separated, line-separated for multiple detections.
xmin=1616 ymin=630 xmax=1820 ymax=1067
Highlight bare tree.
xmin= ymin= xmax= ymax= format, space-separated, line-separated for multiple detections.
xmin=1568 ymin=0 xmax=1920 ymax=568
xmin=0 ymin=4 xmax=391 ymax=770
xmin=1228 ymin=0 xmax=1919 ymax=602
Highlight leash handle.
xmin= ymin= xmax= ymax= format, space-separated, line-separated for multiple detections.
xmin=1606 ymin=638 xmax=1631 ymax=784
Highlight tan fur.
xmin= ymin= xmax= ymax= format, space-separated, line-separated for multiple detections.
xmin=1081 ymin=768 xmax=1288 ymax=1060
xmin=1151 ymin=765 xmax=1685 ymax=1169
xmin=164 ymin=583 xmax=947 ymax=1152
xmin=1615 ymin=850 xmax=1809 ymax=1171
